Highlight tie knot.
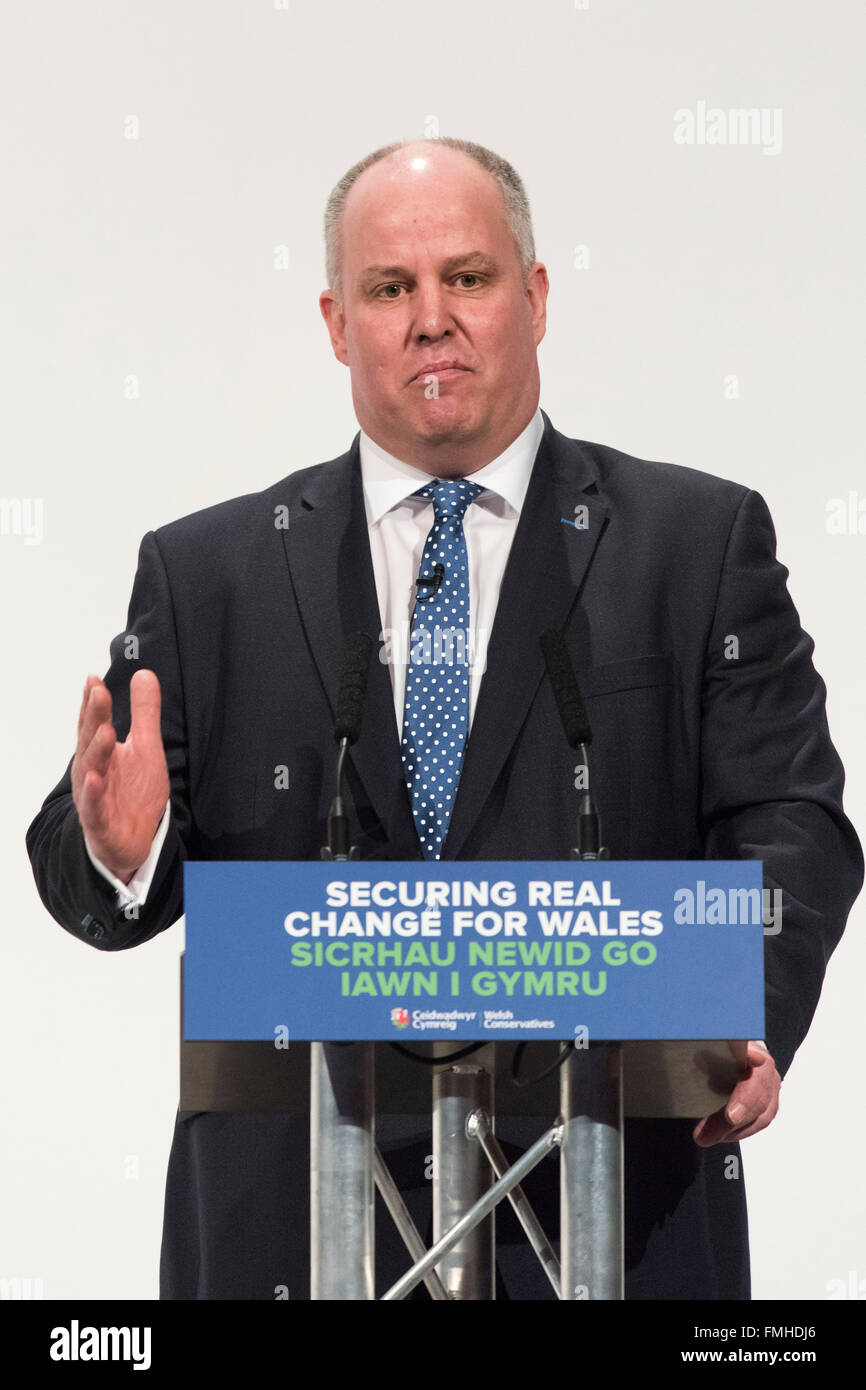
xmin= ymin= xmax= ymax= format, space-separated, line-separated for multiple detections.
xmin=415 ymin=477 xmax=483 ymax=521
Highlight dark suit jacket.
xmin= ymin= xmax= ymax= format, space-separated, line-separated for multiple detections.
xmin=26 ymin=409 xmax=863 ymax=1299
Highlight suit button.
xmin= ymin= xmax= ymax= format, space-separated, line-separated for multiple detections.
xmin=80 ymin=913 xmax=105 ymax=940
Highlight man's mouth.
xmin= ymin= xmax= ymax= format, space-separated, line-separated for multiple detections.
xmin=410 ymin=362 xmax=472 ymax=383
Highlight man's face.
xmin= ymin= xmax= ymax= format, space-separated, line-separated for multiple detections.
xmin=320 ymin=145 xmax=549 ymax=475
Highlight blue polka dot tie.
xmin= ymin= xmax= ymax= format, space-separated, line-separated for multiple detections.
xmin=401 ymin=478 xmax=483 ymax=859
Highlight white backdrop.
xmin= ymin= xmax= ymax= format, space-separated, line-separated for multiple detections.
xmin=2 ymin=0 xmax=863 ymax=1300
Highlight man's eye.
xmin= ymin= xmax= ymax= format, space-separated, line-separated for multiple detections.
xmin=375 ymin=274 xmax=483 ymax=298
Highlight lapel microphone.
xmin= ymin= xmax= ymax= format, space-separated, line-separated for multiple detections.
xmin=415 ymin=562 xmax=444 ymax=598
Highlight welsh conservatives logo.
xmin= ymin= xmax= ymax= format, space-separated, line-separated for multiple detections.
xmin=390 ymin=1007 xmax=410 ymax=1029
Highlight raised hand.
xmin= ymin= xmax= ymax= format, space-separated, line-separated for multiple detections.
xmin=71 ymin=669 xmax=170 ymax=884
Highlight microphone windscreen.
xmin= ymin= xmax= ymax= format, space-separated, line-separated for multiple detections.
xmin=540 ymin=629 xmax=593 ymax=748
xmin=334 ymin=631 xmax=374 ymax=744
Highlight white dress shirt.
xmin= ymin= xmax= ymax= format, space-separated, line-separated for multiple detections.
xmin=361 ymin=406 xmax=543 ymax=733
xmin=85 ymin=406 xmax=545 ymax=907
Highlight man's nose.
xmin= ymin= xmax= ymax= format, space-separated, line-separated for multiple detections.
xmin=412 ymin=278 xmax=454 ymax=339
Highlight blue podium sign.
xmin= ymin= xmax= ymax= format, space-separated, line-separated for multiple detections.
xmin=183 ymin=860 xmax=765 ymax=1043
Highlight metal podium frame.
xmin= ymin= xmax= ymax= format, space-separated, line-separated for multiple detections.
xmin=310 ymin=1037 xmax=625 ymax=1301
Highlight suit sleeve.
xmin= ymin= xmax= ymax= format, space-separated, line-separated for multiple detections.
xmin=699 ymin=488 xmax=863 ymax=1079
xmin=25 ymin=531 xmax=192 ymax=950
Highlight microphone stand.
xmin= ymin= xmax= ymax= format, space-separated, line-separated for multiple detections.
xmin=312 ymin=633 xmax=374 ymax=1298
xmin=541 ymin=629 xmax=623 ymax=1300
xmin=320 ymin=737 xmax=360 ymax=861
xmin=571 ymin=739 xmax=609 ymax=863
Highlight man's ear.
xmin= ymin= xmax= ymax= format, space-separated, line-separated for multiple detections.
xmin=319 ymin=290 xmax=349 ymax=367
xmin=526 ymin=262 xmax=549 ymax=349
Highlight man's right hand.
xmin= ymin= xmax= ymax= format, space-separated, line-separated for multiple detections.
xmin=71 ymin=669 xmax=170 ymax=885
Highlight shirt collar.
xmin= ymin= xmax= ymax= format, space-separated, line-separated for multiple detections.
xmin=359 ymin=406 xmax=545 ymax=526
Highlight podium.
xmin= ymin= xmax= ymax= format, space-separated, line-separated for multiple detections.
xmin=181 ymin=858 xmax=765 ymax=1300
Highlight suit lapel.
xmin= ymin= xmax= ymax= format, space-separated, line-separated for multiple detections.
xmin=280 ymin=437 xmax=414 ymax=847
xmin=441 ymin=412 xmax=610 ymax=859
xmin=279 ymin=412 xmax=610 ymax=860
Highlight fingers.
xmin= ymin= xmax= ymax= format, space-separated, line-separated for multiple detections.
xmin=128 ymin=668 xmax=163 ymax=746
xmin=78 ymin=764 xmax=112 ymax=837
xmin=693 ymin=1101 xmax=776 ymax=1147
xmin=745 ymin=1039 xmax=769 ymax=1066
xmin=726 ymin=1042 xmax=776 ymax=1128
xmin=726 ymin=1080 xmax=779 ymax=1135
xmin=75 ymin=669 xmax=162 ymax=764
xmin=74 ymin=679 xmax=117 ymax=808
xmin=692 ymin=1044 xmax=780 ymax=1147
xmin=74 ymin=716 xmax=118 ymax=828
xmin=692 ymin=1110 xmax=732 ymax=1147
xmin=720 ymin=1111 xmax=777 ymax=1143
xmin=76 ymin=675 xmax=102 ymax=741
xmin=76 ymin=677 xmax=112 ymax=762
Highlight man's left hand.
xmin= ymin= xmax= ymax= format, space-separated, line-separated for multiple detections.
xmin=692 ymin=1040 xmax=780 ymax=1147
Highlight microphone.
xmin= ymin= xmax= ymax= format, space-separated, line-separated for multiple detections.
xmin=539 ymin=629 xmax=593 ymax=749
xmin=322 ymin=632 xmax=373 ymax=861
xmin=333 ymin=631 xmax=373 ymax=745
xmin=415 ymin=562 xmax=444 ymax=597
xmin=540 ymin=629 xmax=609 ymax=861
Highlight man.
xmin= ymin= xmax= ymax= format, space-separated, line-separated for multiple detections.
xmin=27 ymin=137 xmax=862 ymax=1299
